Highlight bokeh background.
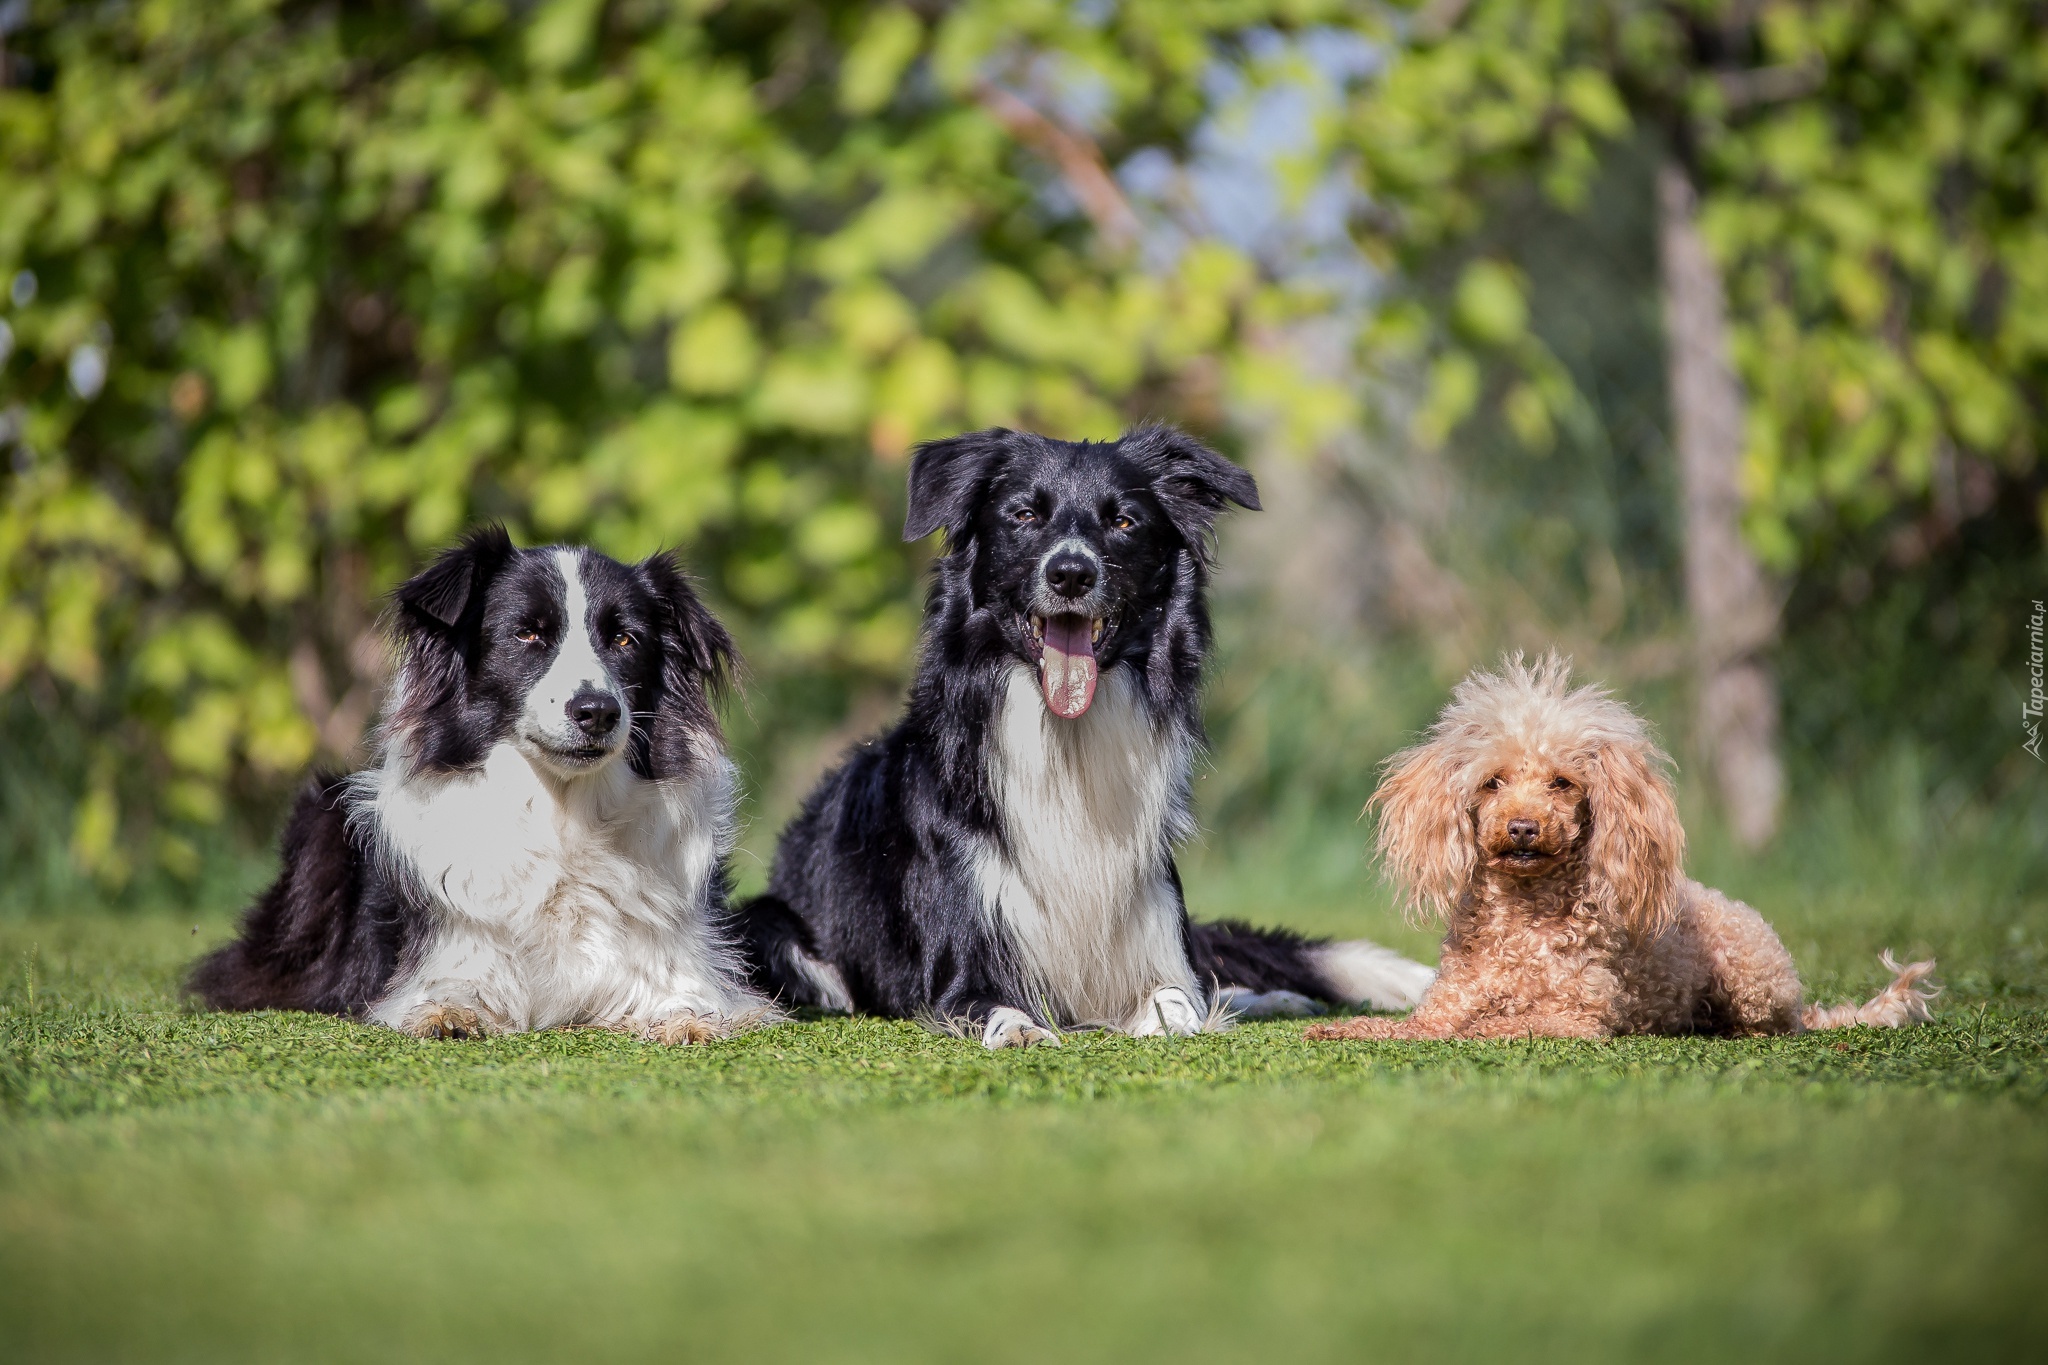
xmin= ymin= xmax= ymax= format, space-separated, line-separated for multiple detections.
xmin=0 ymin=0 xmax=2043 ymax=932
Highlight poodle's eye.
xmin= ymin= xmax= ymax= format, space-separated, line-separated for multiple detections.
xmin=1481 ymin=776 xmax=1502 ymax=791
xmin=514 ymin=628 xmax=543 ymax=645
xmin=611 ymin=631 xmax=636 ymax=650
xmin=1550 ymin=776 xmax=1574 ymax=790
xmin=1111 ymin=513 xmax=1136 ymax=532
xmin=1012 ymin=506 xmax=1037 ymax=524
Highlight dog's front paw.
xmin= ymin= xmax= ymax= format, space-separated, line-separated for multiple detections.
xmin=1304 ymin=1015 xmax=1400 ymax=1041
xmin=403 ymin=1003 xmax=489 ymax=1040
xmin=1129 ymin=985 xmax=1204 ymax=1037
xmin=643 ymin=1012 xmax=724 ymax=1046
xmin=982 ymin=1006 xmax=1060 ymax=1050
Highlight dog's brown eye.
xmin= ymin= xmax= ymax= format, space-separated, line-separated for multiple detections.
xmin=1482 ymin=776 xmax=1502 ymax=791
xmin=515 ymin=628 xmax=542 ymax=645
xmin=1551 ymin=776 xmax=1573 ymax=790
xmin=1013 ymin=507 xmax=1036 ymax=524
xmin=1111 ymin=513 xmax=1135 ymax=531
xmin=612 ymin=632 xmax=635 ymax=650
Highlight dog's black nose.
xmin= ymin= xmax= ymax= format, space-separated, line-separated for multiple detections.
xmin=1507 ymin=819 xmax=1539 ymax=847
xmin=1044 ymin=551 xmax=1097 ymax=600
xmin=568 ymin=690 xmax=621 ymax=739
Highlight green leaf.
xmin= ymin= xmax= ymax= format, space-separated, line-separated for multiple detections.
xmin=840 ymin=6 xmax=924 ymax=117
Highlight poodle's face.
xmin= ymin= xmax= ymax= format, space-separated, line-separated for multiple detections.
xmin=1474 ymin=756 xmax=1589 ymax=878
xmin=1371 ymin=656 xmax=1686 ymax=930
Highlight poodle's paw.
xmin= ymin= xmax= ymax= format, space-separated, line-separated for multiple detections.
xmin=402 ymin=1003 xmax=489 ymax=1040
xmin=1304 ymin=1015 xmax=1401 ymax=1042
xmin=643 ymin=1011 xmax=724 ymax=1046
xmin=1216 ymin=987 xmax=1328 ymax=1018
xmin=982 ymin=1006 xmax=1060 ymax=1050
xmin=1129 ymin=985 xmax=1205 ymax=1037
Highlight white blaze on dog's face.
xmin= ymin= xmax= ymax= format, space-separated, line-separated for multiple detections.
xmin=1473 ymin=756 xmax=1589 ymax=876
xmin=504 ymin=550 xmax=632 ymax=775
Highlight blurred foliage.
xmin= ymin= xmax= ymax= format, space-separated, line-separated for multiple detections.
xmin=1315 ymin=0 xmax=2046 ymax=569
xmin=0 ymin=0 xmax=2042 ymax=892
xmin=0 ymin=0 xmax=1346 ymax=882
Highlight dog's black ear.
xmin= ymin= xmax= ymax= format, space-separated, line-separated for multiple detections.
xmin=903 ymin=428 xmax=1014 ymax=544
xmin=1121 ymin=425 xmax=1260 ymax=544
xmin=394 ymin=525 xmax=515 ymax=634
xmin=640 ymin=550 xmax=737 ymax=699
xmin=385 ymin=526 xmax=515 ymax=770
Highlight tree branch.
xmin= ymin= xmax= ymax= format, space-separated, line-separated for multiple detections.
xmin=975 ymin=82 xmax=1140 ymax=252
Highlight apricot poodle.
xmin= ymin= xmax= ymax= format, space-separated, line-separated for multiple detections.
xmin=1307 ymin=655 xmax=1936 ymax=1042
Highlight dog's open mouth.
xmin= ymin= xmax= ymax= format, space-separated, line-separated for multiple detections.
xmin=1026 ymin=612 xmax=1104 ymax=719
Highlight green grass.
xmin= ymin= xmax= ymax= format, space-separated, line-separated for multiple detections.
xmin=3 ymin=816 xmax=2046 ymax=1363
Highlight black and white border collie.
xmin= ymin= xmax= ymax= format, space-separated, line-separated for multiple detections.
xmin=737 ymin=425 xmax=1433 ymax=1048
xmin=191 ymin=528 xmax=774 ymax=1043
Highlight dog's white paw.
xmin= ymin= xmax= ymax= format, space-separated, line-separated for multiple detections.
xmin=1129 ymin=985 xmax=1205 ymax=1037
xmin=1215 ymin=987 xmax=1328 ymax=1018
xmin=400 ymin=1002 xmax=490 ymax=1040
xmin=982 ymin=1006 xmax=1060 ymax=1050
xmin=642 ymin=1011 xmax=724 ymax=1046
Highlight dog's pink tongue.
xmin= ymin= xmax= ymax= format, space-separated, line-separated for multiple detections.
xmin=1039 ymin=614 xmax=1097 ymax=719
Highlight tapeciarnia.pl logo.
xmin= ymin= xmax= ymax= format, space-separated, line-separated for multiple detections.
xmin=2027 ymin=599 xmax=2045 ymax=762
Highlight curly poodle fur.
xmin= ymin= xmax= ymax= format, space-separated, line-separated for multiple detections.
xmin=1307 ymin=654 xmax=1937 ymax=1042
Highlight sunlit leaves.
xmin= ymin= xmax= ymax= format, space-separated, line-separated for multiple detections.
xmin=5 ymin=0 xmax=2041 ymax=885
xmin=840 ymin=6 xmax=924 ymax=117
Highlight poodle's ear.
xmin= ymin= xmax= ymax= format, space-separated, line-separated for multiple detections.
xmin=903 ymin=428 xmax=1014 ymax=545
xmin=1368 ymin=737 xmax=1478 ymax=924
xmin=1584 ymin=734 xmax=1686 ymax=936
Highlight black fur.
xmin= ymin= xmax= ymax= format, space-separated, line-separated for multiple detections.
xmin=190 ymin=531 xmax=735 ymax=1016
xmin=186 ymin=773 xmax=424 ymax=1016
xmin=1188 ymin=920 xmax=1337 ymax=1000
xmin=735 ymin=425 xmax=1353 ymax=1029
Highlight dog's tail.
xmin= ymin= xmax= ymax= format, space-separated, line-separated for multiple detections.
xmin=727 ymin=894 xmax=855 ymax=1014
xmin=1190 ymin=919 xmax=1434 ymax=1018
xmin=1801 ymin=951 xmax=1939 ymax=1031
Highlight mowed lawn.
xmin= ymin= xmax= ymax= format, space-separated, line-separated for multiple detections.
xmin=2 ymin=821 xmax=2045 ymax=1363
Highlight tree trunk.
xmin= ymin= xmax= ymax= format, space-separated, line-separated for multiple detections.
xmin=1657 ymin=163 xmax=1783 ymax=849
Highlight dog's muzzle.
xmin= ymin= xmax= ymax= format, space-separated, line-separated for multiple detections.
xmin=1027 ymin=540 xmax=1106 ymax=720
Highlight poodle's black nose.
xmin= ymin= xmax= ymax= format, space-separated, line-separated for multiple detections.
xmin=1507 ymin=819 xmax=1540 ymax=847
xmin=568 ymin=690 xmax=621 ymax=739
xmin=1044 ymin=551 xmax=1098 ymax=600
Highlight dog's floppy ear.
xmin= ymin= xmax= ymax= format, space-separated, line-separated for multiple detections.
xmin=904 ymin=428 xmax=1013 ymax=544
xmin=394 ymin=524 xmax=515 ymax=637
xmin=639 ymin=550 xmax=736 ymax=700
xmin=1121 ymin=424 xmax=1260 ymax=548
xmin=1584 ymin=732 xmax=1685 ymax=936
xmin=385 ymin=526 xmax=516 ymax=770
xmin=1369 ymin=736 xmax=1479 ymax=925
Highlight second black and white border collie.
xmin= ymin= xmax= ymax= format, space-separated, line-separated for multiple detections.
xmin=190 ymin=528 xmax=773 ymax=1043
xmin=737 ymin=425 xmax=1433 ymax=1048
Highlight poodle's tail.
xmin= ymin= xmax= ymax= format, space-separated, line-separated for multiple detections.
xmin=1801 ymin=951 xmax=1939 ymax=1031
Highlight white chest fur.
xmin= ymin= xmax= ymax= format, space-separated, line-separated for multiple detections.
xmin=974 ymin=664 xmax=1202 ymax=1028
xmin=357 ymin=741 xmax=755 ymax=1031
